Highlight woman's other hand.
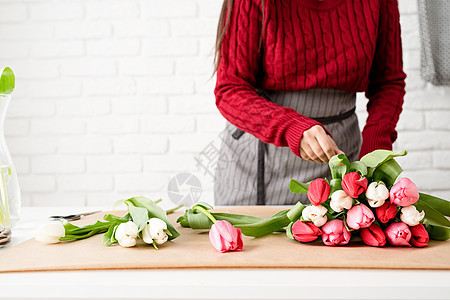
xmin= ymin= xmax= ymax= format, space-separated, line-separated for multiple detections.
xmin=300 ymin=125 xmax=344 ymax=163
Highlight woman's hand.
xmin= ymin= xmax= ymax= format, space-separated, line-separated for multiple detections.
xmin=299 ymin=125 xmax=344 ymax=163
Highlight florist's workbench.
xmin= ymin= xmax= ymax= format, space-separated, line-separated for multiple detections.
xmin=0 ymin=206 xmax=449 ymax=299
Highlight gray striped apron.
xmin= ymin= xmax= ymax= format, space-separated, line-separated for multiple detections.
xmin=213 ymin=88 xmax=362 ymax=206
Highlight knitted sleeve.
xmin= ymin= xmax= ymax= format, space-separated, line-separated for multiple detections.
xmin=213 ymin=0 xmax=323 ymax=158
xmin=360 ymin=0 xmax=406 ymax=158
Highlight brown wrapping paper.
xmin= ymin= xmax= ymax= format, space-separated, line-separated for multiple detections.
xmin=0 ymin=206 xmax=449 ymax=273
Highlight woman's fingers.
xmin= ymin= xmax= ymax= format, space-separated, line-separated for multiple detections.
xmin=315 ymin=134 xmax=336 ymax=161
xmin=300 ymin=142 xmax=321 ymax=163
xmin=300 ymin=125 xmax=344 ymax=163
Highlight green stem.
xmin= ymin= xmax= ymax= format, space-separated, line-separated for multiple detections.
xmin=165 ymin=204 xmax=183 ymax=215
xmin=194 ymin=205 xmax=216 ymax=224
xmin=154 ymin=199 xmax=163 ymax=204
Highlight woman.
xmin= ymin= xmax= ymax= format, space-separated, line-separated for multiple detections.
xmin=213 ymin=0 xmax=406 ymax=205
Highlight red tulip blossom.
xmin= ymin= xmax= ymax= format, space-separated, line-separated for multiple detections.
xmin=342 ymin=172 xmax=368 ymax=198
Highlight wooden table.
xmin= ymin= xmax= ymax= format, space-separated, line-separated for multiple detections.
xmin=0 ymin=207 xmax=449 ymax=300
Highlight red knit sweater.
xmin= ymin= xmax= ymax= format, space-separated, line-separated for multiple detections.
xmin=214 ymin=0 xmax=406 ymax=159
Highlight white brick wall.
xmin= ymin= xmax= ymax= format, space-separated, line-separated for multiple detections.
xmin=0 ymin=0 xmax=449 ymax=208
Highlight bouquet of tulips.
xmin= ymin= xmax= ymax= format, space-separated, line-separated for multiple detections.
xmin=286 ymin=150 xmax=450 ymax=247
xmin=179 ymin=150 xmax=450 ymax=251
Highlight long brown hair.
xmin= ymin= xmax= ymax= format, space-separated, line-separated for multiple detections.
xmin=213 ymin=0 xmax=265 ymax=75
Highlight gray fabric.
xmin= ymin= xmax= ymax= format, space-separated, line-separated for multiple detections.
xmin=214 ymin=89 xmax=362 ymax=206
xmin=418 ymin=0 xmax=450 ymax=86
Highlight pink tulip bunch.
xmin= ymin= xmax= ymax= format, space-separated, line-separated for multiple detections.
xmin=290 ymin=173 xmax=430 ymax=248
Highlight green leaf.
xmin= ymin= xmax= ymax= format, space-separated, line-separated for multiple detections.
xmin=0 ymin=67 xmax=15 ymax=95
xmin=329 ymin=178 xmax=342 ymax=195
xmin=213 ymin=212 xmax=263 ymax=225
xmin=414 ymin=199 xmax=450 ymax=228
xmin=372 ymin=159 xmax=403 ymax=188
xmin=234 ymin=210 xmax=290 ymax=237
xmin=286 ymin=222 xmax=294 ymax=240
xmin=349 ymin=161 xmax=368 ymax=177
xmin=127 ymin=205 xmax=149 ymax=232
xmin=289 ymin=179 xmax=309 ymax=194
xmin=419 ymin=193 xmax=450 ymax=217
xmin=329 ymin=154 xmax=350 ymax=179
xmin=103 ymin=213 xmax=130 ymax=222
xmin=102 ymin=223 xmax=119 ymax=246
xmin=176 ymin=212 xmax=190 ymax=227
xmin=124 ymin=197 xmax=180 ymax=240
xmin=425 ymin=224 xmax=450 ymax=241
xmin=360 ymin=150 xmax=407 ymax=168
xmin=188 ymin=208 xmax=213 ymax=229
xmin=193 ymin=201 xmax=214 ymax=211
xmin=286 ymin=201 xmax=305 ymax=222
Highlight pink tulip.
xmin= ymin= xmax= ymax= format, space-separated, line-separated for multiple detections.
xmin=390 ymin=178 xmax=419 ymax=206
xmin=292 ymin=221 xmax=322 ymax=243
xmin=321 ymin=219 xmax=351 ymax=246
xmin=360 ymin=224 xmax=386 ymax=247
xmin=384 ymin=222 xmax=412 ymax=247
xmin=342 ymin=172 xmax=368 ymax=198
xmin=410 ymin=223 xmax=429 ymax=248
xmin=346 ymin=204 xmax=375 ymax=230
xmin=307 ymin=178 xmax=330 ymax=206
xmin=375 ymin=201 xmax=398 ymax=223
xmin=209 ymin=220 xmax=243 ymax=253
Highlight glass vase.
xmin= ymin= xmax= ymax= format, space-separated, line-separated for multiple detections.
xmin=0 ymin=94 xmax=21 ymax=230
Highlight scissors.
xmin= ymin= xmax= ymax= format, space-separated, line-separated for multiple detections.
xmin=49 ymin=211 xmax=101 ymax=221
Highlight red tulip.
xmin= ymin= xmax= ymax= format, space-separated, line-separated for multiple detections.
xmin=346 ymin=204 xmax=375 ymax=230
xmin=341 ymin=172 xmax=368 ymax=198
xmin=209 ymin=220 xmax=243 ymax=253
xmin=321 ymin=219 xmax=351 ymax=246
xmin=307 ymin=178 xmax=330 ymax=206
xmin=410 ymin=223 xmax=429 ymax=247
xmin=384 ymin=222 xmax=412 ymax=247
xmin=360 ymin=224 xmax=386 ymax=247
xmin=375 ymin=201 xmax=398 ymax=223
xmin=390 ymin=177 xmax=420 ymax=206
xmin=292 ymin=221 xmax=322 ymax=243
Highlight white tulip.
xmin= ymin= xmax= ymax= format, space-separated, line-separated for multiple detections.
xmin=115 ymin=221 xmax=138 ymax=248
xmin=35 ymin=222 xmax=65 ymax=244
xmin=400 ymin=205 xmax=425 ymax=226
xmin=330 ymin=190 xmax=353 ymax=213
xmin=142 ymin=218 xmax=168 ymax=245
xmin=302 ymin=205 xmax=328 ymax=227
xmin=365 ymin=182 xmax=389 ymax=208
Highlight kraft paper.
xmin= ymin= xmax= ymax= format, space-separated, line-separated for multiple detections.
xmin=0 ymin=206 xmax=448 ymax=273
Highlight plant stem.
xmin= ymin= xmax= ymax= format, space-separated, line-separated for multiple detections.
xmin=194 ymin=205 xmax=216 ymax=224
xmin=165 ymin=204 xmax=183 ymax=215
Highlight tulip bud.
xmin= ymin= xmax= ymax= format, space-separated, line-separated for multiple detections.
xmin=410 ymin=223 xmax=429 ymax=247
xmin=115 ymin=221 xmax=139 ymax=248
xmin=360 ymin=224 xmax=386 ymax=247
xmin=385 ymin=222 xmax=412 ymax=247
xmin=209 ymin=220 xmax=243 ymax=253
xmin=321 ymin=219 xmax=351 ymax=246
xmin=390 ymin=177 xmax=419 ymax=207
xmin=142 ymin=218 xmax=169 ymax=245
xmin=307 ymin=178 xmax=330 ymax=206
xmin=346 ymin=204 xmax=375 ymax=230
xmin=375 ymin=201 xmax=398 ymax=223
xmin=292 ymin=221 xmax=322 ymax=243
xmin=35 ymin=222 xmax=65 ymax=244
xmin=330 ymin=190 xmax=353 ymax=213
xmin=399 ymin=205 xmax=425 ymax=227
xmin=365 ymin=182 xmax=389 ymax=208
xmin=342 ymin=172 xmax=368 ymax=198
xmin=301 ymin=205 xmax=328 ymax=227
